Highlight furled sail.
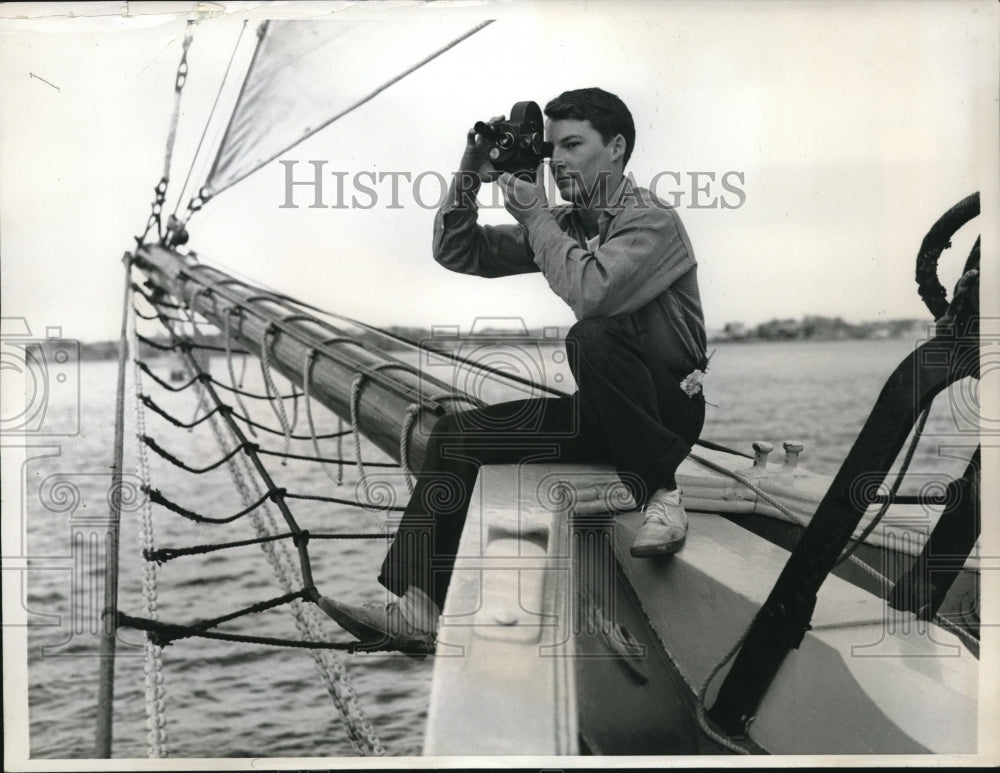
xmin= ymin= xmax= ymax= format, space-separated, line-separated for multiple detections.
xmin=203 ymin=18 xmax=491 ymax=198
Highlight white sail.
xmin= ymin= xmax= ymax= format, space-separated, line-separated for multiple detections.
xmin=204 ymin=18 xmax=491 ymax=198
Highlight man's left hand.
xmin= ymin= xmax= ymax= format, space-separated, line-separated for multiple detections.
xmin=497 ymin=166 xmax=549 ymax=228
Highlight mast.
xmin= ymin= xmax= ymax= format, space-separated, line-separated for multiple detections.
xmin=95 ymin=255 xmax=133 ymax=757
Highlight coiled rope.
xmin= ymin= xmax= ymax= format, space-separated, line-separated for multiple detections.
xmin=348 ymin=365 xmax=426 ymax=503
xmin=225 ymin=308 xmax=257 ymax=437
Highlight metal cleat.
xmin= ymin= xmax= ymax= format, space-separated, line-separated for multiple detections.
xmin=782 ymin=441 xmax=804 ymax=470
xmin=752 ymin=441 xmax=773 ymax=471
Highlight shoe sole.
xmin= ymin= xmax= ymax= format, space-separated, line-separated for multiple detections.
xmin=629 ymin=535 xmax=686 ymax=558
xmin=318 ymin=601 xmax=435 ymax=657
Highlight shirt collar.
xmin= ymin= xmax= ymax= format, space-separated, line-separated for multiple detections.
xmin=598 ymin=173 xmax=639 ymax=217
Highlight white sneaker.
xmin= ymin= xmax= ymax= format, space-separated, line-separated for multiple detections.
xmin=314 ymin=586 xmax=439 ymax=655
xmin=630 ymin=488 xmax=688 ymax=557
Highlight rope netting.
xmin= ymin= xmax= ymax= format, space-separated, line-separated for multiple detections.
xmin=119 ymin=275 xmax=470 ymax=756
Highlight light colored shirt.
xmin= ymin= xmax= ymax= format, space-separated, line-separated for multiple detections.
xmin=432 ymin=174 xmax=707 ymax=377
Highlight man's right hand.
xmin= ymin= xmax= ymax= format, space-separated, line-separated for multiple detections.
xmin=459 ymin=115 xmax=504 ymax=183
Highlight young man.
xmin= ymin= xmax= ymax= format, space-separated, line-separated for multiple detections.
xmin=318 ymin=88 xmax=708 ymax=651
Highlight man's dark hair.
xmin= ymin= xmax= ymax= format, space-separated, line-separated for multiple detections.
xmin=544 ymin=87 xmax=636 ymax=166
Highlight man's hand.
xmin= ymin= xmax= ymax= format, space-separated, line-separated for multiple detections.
xmin=459 ymin=116 xmax=503 ymax=183
xmin=497 ymin=166 xmax=550 ymax=228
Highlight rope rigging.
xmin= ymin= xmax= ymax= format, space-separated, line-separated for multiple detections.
xmin=119 ymin=280 xmax=453 ymax=754
xmin=145 ymin=530 xmax=391 ymax=565
xmin=175 ymin=325 xmax=387 ymax=755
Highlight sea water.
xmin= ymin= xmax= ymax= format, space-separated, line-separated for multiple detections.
xmin=22 ymin=337 xmax=978 ymax=758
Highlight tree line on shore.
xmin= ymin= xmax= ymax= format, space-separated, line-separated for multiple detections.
xmin=712 ymin=315 xmax=927 ymax=342
xmin=76 ymin=316 xmax=929 ymax=360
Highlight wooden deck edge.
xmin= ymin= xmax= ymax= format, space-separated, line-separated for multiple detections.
xmin=423 ymin=464 xmax=578 ymax=756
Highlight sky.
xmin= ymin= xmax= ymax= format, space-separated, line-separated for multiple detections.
xmin=0 ymin=0 xmax=997 ymax=342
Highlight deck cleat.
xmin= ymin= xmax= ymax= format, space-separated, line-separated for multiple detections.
xmin=751 ymin=441 xmax=773 ymax=472
xmin=781 ymin=441 xmax=805 ymax=473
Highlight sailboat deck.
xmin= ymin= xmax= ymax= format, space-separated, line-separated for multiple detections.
xmin=425 ymin=461 xmax=978 ymax=756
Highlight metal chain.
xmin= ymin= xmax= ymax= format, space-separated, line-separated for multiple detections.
xmin=201 ymin=399 xmax=384 ymax=755
xmin=137 ymin=22 xmax=193 ymax=247
xmin=171 ymin=307 xmax=384 ymax=755
xmin=129 ymin=294 xmax=168 ymax=757
xmin=138 ymin=178 xmax=169 ymax=246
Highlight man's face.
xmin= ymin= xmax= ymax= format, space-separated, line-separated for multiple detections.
xmin=546 ymin=118 xmax=621 ymax=205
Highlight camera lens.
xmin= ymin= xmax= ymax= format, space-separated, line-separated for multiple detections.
xmin=497 ymin=131 xmax=515 ymax=150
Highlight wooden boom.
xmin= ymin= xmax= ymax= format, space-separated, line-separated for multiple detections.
xmin=133 ymin=244 xmax=473 ymax=472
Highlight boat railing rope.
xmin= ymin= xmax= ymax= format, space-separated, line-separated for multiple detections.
xmin=139 ymin=393 xmax=221 ymax=429
xmin=134 ymin=372 xmax=350 ymax=439
xmin=134 ymin=303 xmax=192 ymax=325
xmin=145 ymin=485 xmax=276 ymax=524
xmin=136 ymin=294 xmax=408 ymax=509
xmin=136 ymin=331 xmax=251 ymax=356
xmin=187 ymin=346 xmax=388 ymax=756
xmin=116 ymin=611 xmax=403 ymax=654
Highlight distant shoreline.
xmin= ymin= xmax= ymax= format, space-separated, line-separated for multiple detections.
xmin=68 ymin=315 xmax=931 ymax=361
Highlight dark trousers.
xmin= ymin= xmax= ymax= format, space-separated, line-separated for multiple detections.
xmin=378 ymin=317 xmax=706 ymax=609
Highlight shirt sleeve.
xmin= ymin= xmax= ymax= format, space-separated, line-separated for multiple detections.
xmin=525 ymin=200 xmax=696 ymax=319
xmin=431 ymin=177 xmax=541 ymax=278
